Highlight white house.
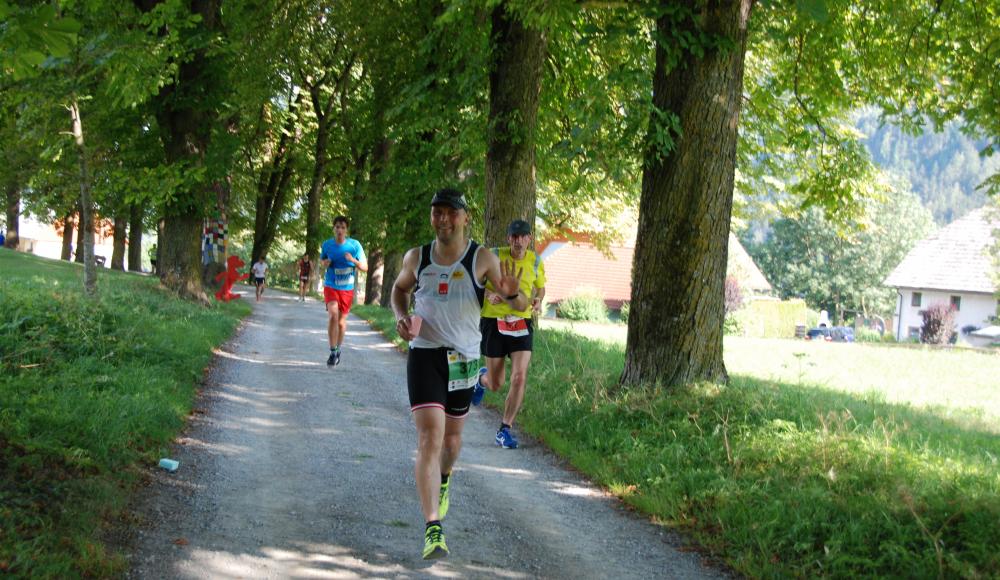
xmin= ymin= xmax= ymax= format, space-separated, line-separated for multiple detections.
xmin=13 ymin=215 xmax=117 ymax=266
xmin=884 ymin=207 xmax=999 ymax=346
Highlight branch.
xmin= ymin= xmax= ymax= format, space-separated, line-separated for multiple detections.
xmin=793 ymin=33 xmax=827 ymax=146
xmin=902 ymin=0 xmax=944 ymax=71
xmin=577 ymin=1 xmax=631 ymax=8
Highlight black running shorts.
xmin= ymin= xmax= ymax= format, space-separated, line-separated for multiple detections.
xmin=480 ymin=317 xmax=533 ymax=359
xmin=407 ymin=347 xmax=479 ymax=418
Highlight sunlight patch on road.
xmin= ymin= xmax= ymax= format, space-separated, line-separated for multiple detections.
xmin=546 ymin=481 xmax=605 ymax=499
xmin=245 ymin=417 xmax=288 ymax=428
xmin=175 ymin=437 xmax=251 ymax=456
xmin=463 ymin=564 xmax=532 ymax=578
xmin=174 ymin=545 xmax=411 ymax=579
xmin=461 ymin=463 xmax=536 ymax=479
xmin=213 ymin=349 xmax=268 ymax=364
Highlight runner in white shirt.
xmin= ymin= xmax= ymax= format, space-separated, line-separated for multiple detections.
xmin=391 ymin=188 xmax=526 ymax=560
xmin=251 ymin=257 xmax=268 ymax=302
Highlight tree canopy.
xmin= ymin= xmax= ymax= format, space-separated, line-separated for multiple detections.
xmin=2 ymin=0 xmax=997 ymax=385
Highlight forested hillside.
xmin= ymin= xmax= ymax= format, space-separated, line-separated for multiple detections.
xmin=856 ymin=110 xmax=1000 ymax=224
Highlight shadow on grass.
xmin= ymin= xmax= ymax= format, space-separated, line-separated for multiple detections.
xmin=520 ymin=328 xmax=1000 ymax=579
xmin=350 ymin=305 xmax=1000 ymax=577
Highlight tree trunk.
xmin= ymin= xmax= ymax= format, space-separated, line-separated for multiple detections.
xmin=61 ymin=212 xmax=74 ymax=260
xmin=74 ymin=203 xmax=85 ymax=263
xmin=251 ymin=95 xmax=302 ymax=264
xmin=128 ymin=203 xmax=143 ymax=271
xmin=305 ymin=85 xmax=332 ymax=292
xmin=139 ymin=0 xmax=222 ymax=302
xmin=364 ymin=248 xmax=384 ymax=305
xmin=484 ymin=3 xmax=547 ymax=247
xmin=70 ymin=100 xmax=97 ymax=295
xmin=621 ymin=0 xmax=752 ymax=388
xmin=4 ymin=182 xmax=19 ymax=249
xmin=380 ymin=251 xmax=402 ymax=308
xmin=111 ymin=215 xmax=127 ymax=270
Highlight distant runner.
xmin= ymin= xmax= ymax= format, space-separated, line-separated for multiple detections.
xmin=391 ymin=188 xmax=526 ymax=560
xmin=251 ymin=257 xmax=268 ymax=302
xmin=297 ymin=253 xmax=312 ymax=302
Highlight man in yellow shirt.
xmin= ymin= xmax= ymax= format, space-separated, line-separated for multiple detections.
xmin=472 ymin=219 xmax=546 ymax=449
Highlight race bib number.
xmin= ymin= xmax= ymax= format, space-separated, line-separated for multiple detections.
xmin=446 ymin=350 xmax=479 ymax=392
xmin=334 ymin=267 xmax=354 ymax=286
xmin=497 ymin=316 xmax=529 ymax=337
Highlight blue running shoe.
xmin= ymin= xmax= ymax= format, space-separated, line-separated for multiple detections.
xmin=495 ymin=426 xmax=519 ymax=449
xmin=471 ymin=367 xmax=487 ymax=406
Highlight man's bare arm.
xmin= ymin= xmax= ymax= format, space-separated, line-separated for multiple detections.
xmin=532 ymin=286 xmax=546 ymax=313
xmin=391 ymin=248 xmax=420 ymax=340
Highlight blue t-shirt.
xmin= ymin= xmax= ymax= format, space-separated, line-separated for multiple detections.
xmin=321 ymin=237 xmax=365 ymax=290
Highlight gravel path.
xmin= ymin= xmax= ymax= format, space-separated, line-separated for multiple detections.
xmin=125 ymin=291 xmax=729 ymax=579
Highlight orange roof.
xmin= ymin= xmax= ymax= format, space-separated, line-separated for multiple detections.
xmin=540 ymin=240 xmax=633 ymax=309
xmin=538 ymin=232 xmax=771 ymax=309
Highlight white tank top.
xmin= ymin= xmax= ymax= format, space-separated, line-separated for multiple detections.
xmin=410 ymin=240 xmax=485 ymax=359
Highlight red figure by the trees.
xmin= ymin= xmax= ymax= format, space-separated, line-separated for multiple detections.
xmin=215 ymin=255 xmax=249 ymax=302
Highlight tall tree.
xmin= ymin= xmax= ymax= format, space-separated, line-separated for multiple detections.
xmin=250 ymin=92 xmax=304 ymax=263
xmin=69 ymin=99 xmax=97 ymax=294
xmin=135 ymin=0 xmax=229 ymax=300
xmin=127 ymin=204 xmax=143 ymax=271
xmin=3 ymin=181 xmax=17 ymax=249
xmin=622 ymin=1 xmax=751 ymax=386
xmin=484 ymin=2 xmax=548 ymax=246
xmin=751 ymin=188 xmax=935 ymax=322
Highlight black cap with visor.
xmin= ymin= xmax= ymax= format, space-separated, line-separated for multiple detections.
xmin=430 ymin=188 xmax=468 ymax=210
xmin=507 ymin=219 xmax=532 ymax=237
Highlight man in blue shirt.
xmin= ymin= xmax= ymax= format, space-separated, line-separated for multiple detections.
xmin=320 ymin=215 xmax=367 ymax=366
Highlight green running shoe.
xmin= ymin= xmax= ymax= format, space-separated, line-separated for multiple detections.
xmin=422 ymin=523 xmax=448 ymax=560
xmin=439 ymin=477 xmax=451 ymax=519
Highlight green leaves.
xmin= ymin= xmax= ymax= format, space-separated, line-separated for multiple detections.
xmin=644 ymin=105 xmax=681 ymax=165
xmin=0 ymin=4 xmax=81 ymax=80
xmin=795 ymin=0 xmax=828 ymax=24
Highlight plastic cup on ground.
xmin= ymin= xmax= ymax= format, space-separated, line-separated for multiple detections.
xmin=158 ymin=458 xmax=179 ymax=472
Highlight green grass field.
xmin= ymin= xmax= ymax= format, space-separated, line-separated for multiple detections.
xmin=542 ymin=318 xmax=1000 ymax=428
xmin=0 ymin=250 xmax=249 ymax=577
xmin=354 ymin=305 xmax=1000 ymax=578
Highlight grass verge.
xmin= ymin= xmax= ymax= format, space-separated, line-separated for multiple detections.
xmin=353 ymin=305 xmax=1000 ymax=578
xmin=0 ymin=250 xmax=250 ymax=577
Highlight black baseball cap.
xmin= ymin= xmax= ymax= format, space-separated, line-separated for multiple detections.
xmin=430 ymin=188 xmax=468 ymax=210
xmin=507 ymin=219 xmax=532 ymax=236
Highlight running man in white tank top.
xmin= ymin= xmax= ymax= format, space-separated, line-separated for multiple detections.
xmin=391 ymin=188 xmax=526 ymax=560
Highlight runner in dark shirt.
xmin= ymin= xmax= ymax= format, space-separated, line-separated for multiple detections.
xmin=297 ymin=254 xmax=312 ymax=302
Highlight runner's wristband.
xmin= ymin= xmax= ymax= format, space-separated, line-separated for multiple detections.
xmin=505 ymin=291 xmax=519 ymax=301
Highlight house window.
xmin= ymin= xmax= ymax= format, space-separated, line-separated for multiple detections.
xmin=950 ymin=296 xmax=961 ymax=311
xmin=911 ymin=292 xmax=922 ymax=307
xmin=907 ymin=326 xmax=921 ymax=340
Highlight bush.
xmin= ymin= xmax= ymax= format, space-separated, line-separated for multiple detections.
xmin=854 ymin=326 xmax=889 ymax=343
xmin=619 ymin=301 xmax=630 ymax=324
xmin=723 ymin=314 xmax=743 ymax=336
xmin=557 ymin=288 xmax=609 ymax=322
xmin=921 ymin=303 xmax=957 ymax=344
xmin=725 ymin=276 xmax=745 ymax=314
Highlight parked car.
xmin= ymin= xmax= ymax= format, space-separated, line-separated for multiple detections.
xmin=805 ymin=327 xmax=832 ymax=341
xmin=805 ymin=326 xmax=855 ymax=342
xmin=830 ymin=326 xmax=855 ymax=342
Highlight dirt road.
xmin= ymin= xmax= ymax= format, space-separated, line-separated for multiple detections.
xmin=125 ymin=291 xmax=727 ymax=579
